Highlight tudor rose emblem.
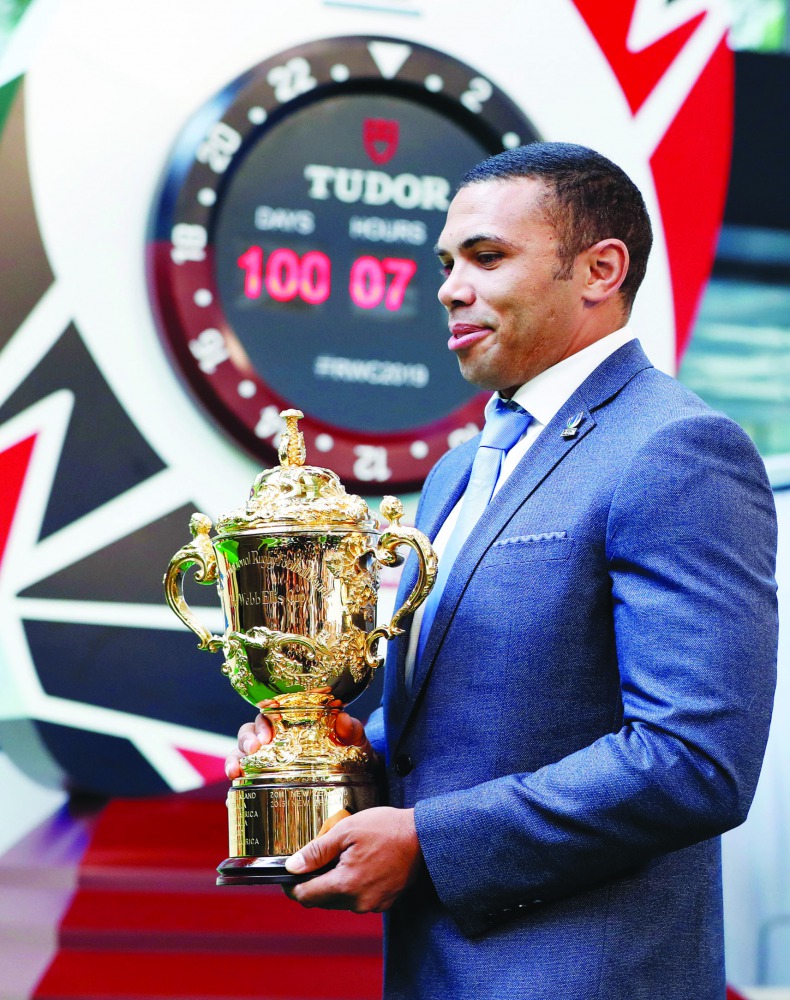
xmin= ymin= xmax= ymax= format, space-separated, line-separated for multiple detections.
xmin=363 ymin=117 xmax=400 ymax=165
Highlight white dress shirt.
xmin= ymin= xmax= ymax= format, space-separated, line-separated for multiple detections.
xmin=405 ymin=325 xmax=635 ymax=675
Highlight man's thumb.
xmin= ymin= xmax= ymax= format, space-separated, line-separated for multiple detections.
xmin=285 ymin=826 xmax=343 ymax=874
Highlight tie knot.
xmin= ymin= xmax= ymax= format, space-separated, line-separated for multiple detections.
xmin=480 ymin=397 xmax=532 ymax=452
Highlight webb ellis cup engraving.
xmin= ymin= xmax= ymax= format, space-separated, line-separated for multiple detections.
xmin=165 ymin=409 xmax=437 ymax=884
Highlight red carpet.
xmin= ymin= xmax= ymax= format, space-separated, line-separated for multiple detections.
xmin=31 ymin=785 xmax=382 ymax=999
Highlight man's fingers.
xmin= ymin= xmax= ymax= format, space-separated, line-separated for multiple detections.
xmin=235 ymin=723 xmax=259 ymax=756
xmin=334 ymin=712 xmax=368 ymax=747
xmin=238 ymin=713 xmax=274 ymax=754
xmin=224 ymin=748 xmax=245 ymax=780
xmin=226 ymin=712 xmax=277 ymax=777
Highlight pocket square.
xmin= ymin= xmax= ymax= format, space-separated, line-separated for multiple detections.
xmin=493 ymin=531 xmax=568 ymax=547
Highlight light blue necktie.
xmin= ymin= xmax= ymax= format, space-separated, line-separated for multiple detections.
xmin=410 ymin=397 xmax=532 ymax=688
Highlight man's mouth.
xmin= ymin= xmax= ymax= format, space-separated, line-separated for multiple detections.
xmin=447 ymin=323 xmax=491 ymax=352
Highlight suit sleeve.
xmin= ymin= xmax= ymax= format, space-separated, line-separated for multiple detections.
xmin=413 ymin=412 xmax=778 ymax=936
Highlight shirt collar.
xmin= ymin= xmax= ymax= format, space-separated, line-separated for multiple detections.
xmin=486 ymin=325 xmax=635 ymax=428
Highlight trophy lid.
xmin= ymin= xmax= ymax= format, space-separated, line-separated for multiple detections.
xmin=215 ymin=410 xmax=379 ymax=535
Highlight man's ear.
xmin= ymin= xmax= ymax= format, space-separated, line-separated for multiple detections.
xmin=581 ymin=239 xmax=629 ymax=304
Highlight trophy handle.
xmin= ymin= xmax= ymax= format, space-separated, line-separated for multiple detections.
xmin=164 ymin=512 xmax=223 ymax=652
xmin=365 ymin=497 xmax=438 ymax=667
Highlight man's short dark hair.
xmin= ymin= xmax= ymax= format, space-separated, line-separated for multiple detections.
xmin=461 ymin=142 xmax=653 ymax=311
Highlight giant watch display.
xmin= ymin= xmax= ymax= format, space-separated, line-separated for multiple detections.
xmin=148 ymin=36 xmax=538 ymax=490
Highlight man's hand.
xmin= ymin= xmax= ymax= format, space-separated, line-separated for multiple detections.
xmin=283 ymin=806 xmax=423 ymax=913
xmin=224 ymin=699 xmax=370 ymax=779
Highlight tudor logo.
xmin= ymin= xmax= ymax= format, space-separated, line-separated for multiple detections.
xmin=303 ymin=163 xmax=451 ymax=211
xmin=363 ymin=117 xmax=400 ymax=164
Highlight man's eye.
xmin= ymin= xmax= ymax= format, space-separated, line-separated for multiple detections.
xmin=438 ymin=261 xmax=453 ymax=277
xmin=477 ymin=252 xmax=501 ymax=266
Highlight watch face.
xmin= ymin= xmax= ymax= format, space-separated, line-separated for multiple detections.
xmin=148 ymin=36 xmax=538 ymax=490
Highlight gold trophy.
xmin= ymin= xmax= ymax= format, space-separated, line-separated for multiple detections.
xmin=165 ymin=409 xmax=437 ymax=885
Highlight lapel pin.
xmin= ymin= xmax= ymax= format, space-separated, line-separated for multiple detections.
xmin=561 ymin=412 xmax=585 ymax=439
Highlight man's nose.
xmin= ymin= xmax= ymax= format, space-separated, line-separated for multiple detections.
xmin=438 ymin=268 xmax=475 ymax=310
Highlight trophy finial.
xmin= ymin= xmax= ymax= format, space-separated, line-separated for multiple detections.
xmin=380 ymin=496 xmax=404 ymax=526
xmin=278 ymin=409 xmax=306 ymax=468
xmin=221 ymin=404 xmax=377 ymax=530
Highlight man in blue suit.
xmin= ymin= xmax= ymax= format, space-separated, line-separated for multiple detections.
xmin=229 ymin=143 xmax=778 ymax=998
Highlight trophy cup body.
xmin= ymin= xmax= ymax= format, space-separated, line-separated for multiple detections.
xmin=165 ymin=410 xmax=437 ymax=885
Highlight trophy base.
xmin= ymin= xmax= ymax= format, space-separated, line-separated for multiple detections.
xmin=216 ymin=855 xmax=320 ymax=886
xmin=218 ymin=772 xmax=377 ymax=887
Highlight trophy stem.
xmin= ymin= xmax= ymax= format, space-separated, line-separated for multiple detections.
xmin=217 ymin=692 xmax=378 ymax=886
xmin=241 ymin=693 xmax=372 ymax=775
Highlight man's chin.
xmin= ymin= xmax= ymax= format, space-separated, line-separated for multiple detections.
xmin=456 ymin=359 xmax=503 ymax=393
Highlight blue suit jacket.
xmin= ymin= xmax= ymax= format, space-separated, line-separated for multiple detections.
xmin=366 ymin=340 xmax=778 ymax=1000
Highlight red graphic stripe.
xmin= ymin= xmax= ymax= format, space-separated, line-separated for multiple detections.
xmin=650 ymin=36 xmax=733 ymax=361
xmin=0 ymin=434 xmax=36 ymax=570
xmin=571 ymin=0 xmax=706 ymax=113
xmin=177 ymin=747 xmax=230 ymax=786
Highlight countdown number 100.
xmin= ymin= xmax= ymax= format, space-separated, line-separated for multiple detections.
xmin=237 ymin=246 xmax=417 ymax=311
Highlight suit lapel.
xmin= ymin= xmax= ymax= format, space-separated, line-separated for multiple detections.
xmin=392 ymin=339 xmax=654 ymax=742
xmin=419 ymin=442 xmax=477 ymax=544
xmin=408 ymin=408 xmax=596 ymax=698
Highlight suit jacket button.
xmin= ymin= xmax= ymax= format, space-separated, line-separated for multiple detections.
xmin=394 ymin=754 xmax=414 ymax=776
